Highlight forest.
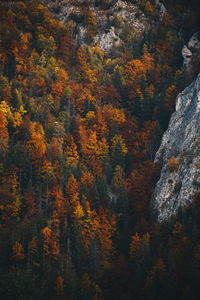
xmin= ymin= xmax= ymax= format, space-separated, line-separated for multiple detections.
xmin=0 ymin=0 xmax=200 ymax=299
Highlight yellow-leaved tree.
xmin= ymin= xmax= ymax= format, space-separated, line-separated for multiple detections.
xmin=66 ymin=134 xmax=79 ymax=166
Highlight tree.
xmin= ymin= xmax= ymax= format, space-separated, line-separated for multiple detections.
xmin=30 ymin=236 xmax=37 ymax=256
xmin=79 ymin=127 xmax=103 ymax=176
xmin=65 ymin=134 xmax=79 ymax=166
xmin=144 ymin=1 xmax=155 ymax=16
xmin=11 ymin=81 xmax=23 ymax=109
xmin=51 ymin=68 xmax=68 ymax=100
xmin=165 ymin=85 xmax=178 ymax=114
xmin=24 ymin=192 xmax=36 ymax=217
xmin=77 ymin=47 xmax=97 ymax=89
xmin=130 ymin=232 xmax=141 ymax=260
xmin=27 ymin=122 xmax=46 ymax=165
xmin=87 ymin=9 xmax=97 ymax=38
xmin=144 ymin=257 xmax=167 ymax=299
xmin=37 ymin=34 xmax=56 ymax=58
xmin=111 ymin=135 xmax=128 ymax=167
xmin=0 ymin=110 xmax=9 ymax=157
xmin=31 ymin=74 xmax=47 ymax=97
xmin=12 ymin=241 xmax=25 ymax=261
xmin=41 ymin=226 xmax=59 ymax=261
xmin=1 ymin=168 xmax=21 ymax=220
xmin=56 ymin=32 xmax=71 ymax=64
xmin=55 ymin=275 xmax=64 ymax=296
xmin=112 ymin=64 xmax=125 ymax=92
xmin=102 ymin=105 xmax=126 ymax=129
xmin=167 ymin=156 xmax=179 ymax=172
xmin=51 ymin=185 xmax=67 ymax=228
xmin=111 ymin=165 xmax=125 ymax=192
xmin=99 ymin=207 xmax=115 ymax=264
xmin=66 ymin=174 xmax=80 ymax=211
xmin=80 ymin=171 xmax=93 ymax=188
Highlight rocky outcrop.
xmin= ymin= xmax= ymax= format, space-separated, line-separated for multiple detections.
xmin=42 ymin=0 xmax=163 ymax=51
xmin=94 ymin=0 xmax=147 ymax=51
xmin=155 ymin=0 xmax=166 ymax=19
xmin=182 ymin=32 xmax=200 ymax=70
xmin=182 ymin=45 xmax=192 ymax=68
xmin=94 ymin=26 xmax=121 ymax=52
xmin=152 ymin=72 xmax=200 ymax=222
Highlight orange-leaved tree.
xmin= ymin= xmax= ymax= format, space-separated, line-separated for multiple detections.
xmin=65 ymin=134 xmax=79 ymax=166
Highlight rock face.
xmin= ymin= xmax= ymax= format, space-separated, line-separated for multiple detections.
xmin=94 ymin=26 xmax=121 ymax=52
xmin=182 ymin=32 xmax=200 ymax=70
xmin=182 ymin=45 xmax=192 ymax=68
xmin=152 ymin=72 xmax=200 ymax=222
xmin=155 ymin=0 xmax=166 ymax=19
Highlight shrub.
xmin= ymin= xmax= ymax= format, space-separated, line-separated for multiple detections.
xmin=167 ymin=156 xmax=179 ymax=172
xmin=144 ymin=1 xmax=154 ymax=16
xmin=112 ymin=16 xmax=123 ymax=28
xmin=174 ymin=181 xmax=182 ymax=192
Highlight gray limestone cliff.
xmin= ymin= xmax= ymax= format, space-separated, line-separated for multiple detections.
xmin=152 ymin=72 xmax=200 ymax=222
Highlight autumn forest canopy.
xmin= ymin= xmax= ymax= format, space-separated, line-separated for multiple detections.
xmin=0 ymin=0 xmax=200 ymax=299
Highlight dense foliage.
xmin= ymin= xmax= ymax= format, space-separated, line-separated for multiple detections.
xmin=0 ymin=0 xmax=199 ymax=299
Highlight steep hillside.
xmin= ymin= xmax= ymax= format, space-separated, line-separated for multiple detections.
xmin=0 ymin=0 xmax=200 ymax=299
